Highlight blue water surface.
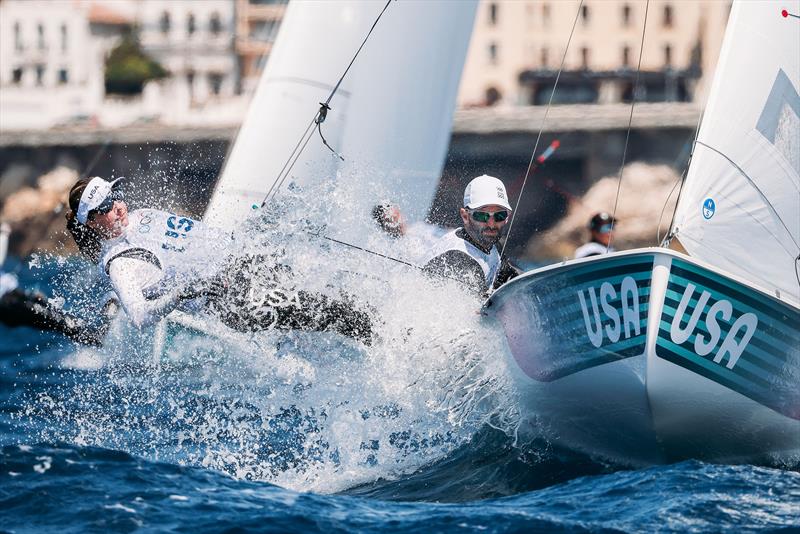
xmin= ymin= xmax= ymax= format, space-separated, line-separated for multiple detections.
xmin=1 ymin=258 xmax=798 ymax=533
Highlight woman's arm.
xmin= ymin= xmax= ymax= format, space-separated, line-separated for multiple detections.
xmin=108 ymin=257 xmax=182 ymax=328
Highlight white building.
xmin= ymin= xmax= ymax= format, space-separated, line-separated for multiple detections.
xmin=0 ymin=0 xmax=244 ymax=131
xmin=0 ymin=0 xmax=115 ymax=129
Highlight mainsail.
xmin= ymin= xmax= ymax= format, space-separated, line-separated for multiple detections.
xmin=671 ymin=1 xmax=800 ymax=306
xmin=204 ymin=1 xmax=477 ymax=243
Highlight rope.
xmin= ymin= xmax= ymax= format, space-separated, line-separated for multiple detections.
xmin=492 ymin=0 xmax=584 ymax=289
xmin=607 ymin=0 xmax=649 ymax=252
xmin=261 ymin=0 xmax=394 ymax=208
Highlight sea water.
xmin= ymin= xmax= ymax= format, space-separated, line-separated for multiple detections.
xmin=1 ymin=181 xmax=798 ymax=533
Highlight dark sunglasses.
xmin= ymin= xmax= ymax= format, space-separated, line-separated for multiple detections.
xmin=89 ymin=190 xmax=123 ymax=219
xmin=470 ymin=210 xmax=509 ymax=223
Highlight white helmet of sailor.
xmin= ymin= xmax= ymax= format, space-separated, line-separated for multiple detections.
xmin=463 ymin=174 xmax=512 ymax=211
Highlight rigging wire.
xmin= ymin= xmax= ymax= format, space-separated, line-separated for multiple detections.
xmin=492 ymin=0 xmax=584 ymax=289
xmin=660 ymin=107 xmax=705 ymax=245
xmin=261 ymin=0 xmax=394 ymax=208
xmin=607 ymin=0 xmax=649 ymax=253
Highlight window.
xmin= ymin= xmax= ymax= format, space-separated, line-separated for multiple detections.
xmin=58 ymin=68 xmax=68 ymax=84
xmin=622 ymin=4 xmax=632 ymax=27
xmin=622 ymin=45 xmax=631 ymax=67
xmin=663 ymin=5 xmax=673 ymax=28
xmin=14 ymin=22 xmax=22 ymax=52
xmin=488 ymin=42 xmax=498 ymax=65
xmin=35 ymin=64 xmax=45 ymax=86
xmin=485 ymin=87 xmax=502 ymax=106
xmin=581 ymin=5 xmax=590 ymax=25
xmin=209 ymin=73 xmax=223 ymax=95
xmin=60 ymin=24 xmax=68 ymax=52
xmin=542 ymin=3 xmax=551 ymax=27
xmin=540 ymin=47 xmax=549 ymax=68
xmin=37 ymin=23 xmax=45 ymax=50
xmin=488 ymin=3 xmax=498 ymax=26
xmin=187 ymin=14 xmax=196 ymax=36
xmin=581 ymin=47 xmax=590 ymax=69
xmin=664 ymin=44 xmax=672 ymax=67
xmin=160 ymin=11 xmax=171 ymax=35
xmin=12 ymin=67 xmax=23 ymax=84
xmin=209 ymin=13 xmax=222 ymax=36
xmin=187 ymin=71 xmax=195 ymax=99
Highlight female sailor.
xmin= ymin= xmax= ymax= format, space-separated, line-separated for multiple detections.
xmin=65 ymin=177 xmax=374 ymax=344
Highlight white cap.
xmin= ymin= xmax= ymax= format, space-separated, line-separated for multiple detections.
xmin=463 ymin=174 xmax=512 ymax=210
xmin=76 ymin=176 xmax=123 ymax=224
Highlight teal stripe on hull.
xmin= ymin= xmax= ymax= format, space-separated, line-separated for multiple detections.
xmin=494 ymin=254 xmax=653 ymax=382
xmin=656 ymin=258 xmax=799 ymax=421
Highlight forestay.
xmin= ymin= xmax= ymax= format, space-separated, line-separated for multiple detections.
xmin=671 ymin=1 xmax=800 ymax=306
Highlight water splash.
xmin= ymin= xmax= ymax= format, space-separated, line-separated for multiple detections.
xmin=21 ymin=172 xmax=523 ymax=493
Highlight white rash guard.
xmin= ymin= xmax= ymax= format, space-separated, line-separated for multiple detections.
xmin=574 ymin=241 xmax=614 ymax=259
xmin=99 ymin=209 xmax=230 ymax=328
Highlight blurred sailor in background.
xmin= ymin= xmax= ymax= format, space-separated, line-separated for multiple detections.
xmin=575 ymin=212 xmax=617 ymax=259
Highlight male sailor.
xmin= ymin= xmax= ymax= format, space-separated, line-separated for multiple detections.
xmin=65 ymin=177 xmax=374 ymax=344
xmin=574 ymin=212 xmax=616 ymax=259
xmin=422 ymin=175 xmax=519 ymax=297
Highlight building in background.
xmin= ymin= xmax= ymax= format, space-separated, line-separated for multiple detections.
xmin=0 ymin=0 xmax=732 ymax=131
xmin=458 ymin=0 xmax=731 ymax=107
xmin=235 ymin=0 xmax=288 ymax=94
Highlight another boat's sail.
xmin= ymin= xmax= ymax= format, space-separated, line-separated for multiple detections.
xmin=204 ymin=0 xmax=477 ymax=243
xmin=671 ymin=1 xmax=800 ymax=306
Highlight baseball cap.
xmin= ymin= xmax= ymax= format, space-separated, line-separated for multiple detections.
xmin=589 ymin=212 xmax=616 ymax=233
xmin=463 ymin=175 xmax=512 ymax=211
xmin=76 ymin=176 xmax=124 ymax=224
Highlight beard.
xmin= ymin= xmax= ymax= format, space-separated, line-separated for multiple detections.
xmin=465 ymin=220 xmax=501 ymax=249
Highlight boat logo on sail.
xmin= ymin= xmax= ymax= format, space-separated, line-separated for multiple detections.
xmin=670 ymin=282 xmax=757 ymax=370
xmin=577 ymin=276 xmax=642 ymax=349
xmin=702 ymin=198 xmax=715 ymax=219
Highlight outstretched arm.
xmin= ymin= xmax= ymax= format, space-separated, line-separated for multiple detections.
xmin=108 ymin=257 xmax=182 ymax=328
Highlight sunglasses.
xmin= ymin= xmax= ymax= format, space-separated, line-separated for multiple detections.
xmin=89 ymin=191 xmax=123 ymax=219
xmin=470 ymin=210 xmax=509 ymax=223
xmin=596 ymin=223 xmax=614 ymax=233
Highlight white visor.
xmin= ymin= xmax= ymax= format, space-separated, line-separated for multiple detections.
xmin=463 ymin=174 xmax=512 ymax=211
xmin=76 ymin=177 xmax=123 ymax=224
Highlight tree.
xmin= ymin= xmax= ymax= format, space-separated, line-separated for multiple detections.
xmin=104 ymin=34 xmax=168 ymax=95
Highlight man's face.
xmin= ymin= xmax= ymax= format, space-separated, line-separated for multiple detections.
xmin=460 ymin=204 xmax=509 ymax=248
xmin=592 ymin=228 xmax=612 ymax=246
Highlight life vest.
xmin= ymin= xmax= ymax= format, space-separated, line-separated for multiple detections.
xmin=423 ymin=228 xmax=501 ymax=288
xmin=99 ymin=209 xmax=230 ymax=295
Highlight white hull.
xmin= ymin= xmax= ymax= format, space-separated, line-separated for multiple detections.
xmin=484 ymin=248 xmax=800 ymax=464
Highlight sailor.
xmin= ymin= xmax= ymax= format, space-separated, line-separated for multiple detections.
xmin=421 ymin=175 xmax=520 ymax=297
xmin=574 ymin=212 xmax=616 ymax=259
xmin=65 ymin=177 xmax=374 ymax=344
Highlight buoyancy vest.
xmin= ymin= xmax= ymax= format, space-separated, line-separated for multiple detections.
xmin=422 ymin=228 xmax=501 ymax=289
xmin=99 ymin=209 xmax=230 ymax=296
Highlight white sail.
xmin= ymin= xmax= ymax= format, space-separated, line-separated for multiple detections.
xmin=671 ymin=1 xmax=800 ymax=305
xmin=205 ymin=0 xmax=477 ymax=240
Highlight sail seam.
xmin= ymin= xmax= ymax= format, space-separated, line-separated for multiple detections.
xmin=693 ymin=140 xmax=800 ymax=252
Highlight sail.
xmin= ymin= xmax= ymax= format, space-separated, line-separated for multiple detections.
xmin=671 ymin=1 xmax=800 ymax=305
xmin=204 ymin=0 xmax=477 ymax=241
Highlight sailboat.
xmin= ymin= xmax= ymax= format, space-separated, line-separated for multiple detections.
xmin=483 ymin=0 xmax=799 ymax=464
xmin=144 ymin=1 xmax=478 ymax=360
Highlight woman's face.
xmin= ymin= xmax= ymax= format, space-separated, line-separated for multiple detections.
xmin=87 ymin=200 xmax=129 ymax=238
